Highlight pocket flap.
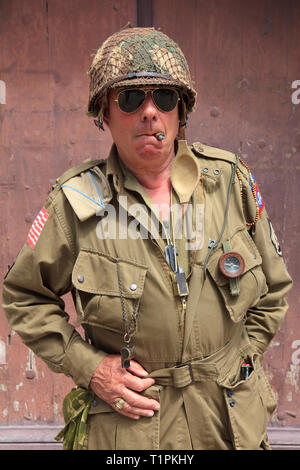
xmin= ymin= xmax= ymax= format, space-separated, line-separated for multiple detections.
xmin=206 ymin=228 xmax=266 ymax=323
xmin=72 ymin=250 xmax=148 ymax=298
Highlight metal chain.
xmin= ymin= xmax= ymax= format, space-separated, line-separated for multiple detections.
xmin=116 ymin=258 xmax=138 ymax=343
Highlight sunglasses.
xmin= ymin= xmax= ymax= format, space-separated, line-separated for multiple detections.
xmin=114 ymin=87 xmax=180 ymax=113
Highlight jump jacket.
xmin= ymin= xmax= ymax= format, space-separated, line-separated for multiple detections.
xmin=2 ymin=141 xmax=292 ymax=450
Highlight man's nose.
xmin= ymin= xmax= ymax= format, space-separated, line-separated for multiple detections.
xmin=140 ymin=93 xmax=158 ymax=121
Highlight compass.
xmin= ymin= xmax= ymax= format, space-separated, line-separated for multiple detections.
xmin=219 ymin=251 xmax=245 ymax=278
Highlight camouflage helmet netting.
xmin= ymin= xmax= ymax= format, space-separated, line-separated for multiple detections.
xmin=87 ymin=27 xmax=196 ymax=119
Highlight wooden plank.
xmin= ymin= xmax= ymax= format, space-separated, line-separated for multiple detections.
xmin=0 ymin=425 xmax=299 ymax=450
xmin=136 ymin=0 xmax=153 ymax=26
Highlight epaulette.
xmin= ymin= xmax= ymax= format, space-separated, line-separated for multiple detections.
xmin=192 ymin=142 xmax=237 ymax=164
xmin=55 ymin=158 xmax=107 ymax=186
xmin=51 ymin=158 xmax=111 ymax=222
xmin=192 ymin=143 xmax=265 ymax=226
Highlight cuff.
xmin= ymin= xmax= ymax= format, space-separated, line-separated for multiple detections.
xmin=62 ymin=331 xmax=107 ymax=388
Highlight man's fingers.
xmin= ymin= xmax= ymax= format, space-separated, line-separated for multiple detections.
xmin=127 ymin=360 xmax=150 ymax=378
xmin=90 ymin=354 xmax=160 ymax=420
xmin=112 ymin=400 xmax=155 ymax=418
xmin=112 ymin=395 xmax=159 ymax=420
xmin=123 ymin=370 xmax=155 ymax=393
xmin=120 ymin=387 xmax=160 ymax=411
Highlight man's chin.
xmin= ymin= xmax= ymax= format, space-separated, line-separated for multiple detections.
xmin=137 ymin=150 xmax=166 ymax=165
xmin=134 ymin=140 xmax=163 ymax=157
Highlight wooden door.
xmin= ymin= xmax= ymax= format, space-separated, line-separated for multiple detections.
xmin=0 ymin=0 xmax=299 ymax=449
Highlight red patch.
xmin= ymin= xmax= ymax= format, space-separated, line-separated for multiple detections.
xmin=250 ymin=174 xmax=265 ymax=213
xmin=27 ymin=207 xmax=49 ymax=248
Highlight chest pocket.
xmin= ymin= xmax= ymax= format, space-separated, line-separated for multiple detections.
xmin=72 ymin=249 xmax=148 ymax=334
xmin=206 ymin=228 xmax=268 ymax=323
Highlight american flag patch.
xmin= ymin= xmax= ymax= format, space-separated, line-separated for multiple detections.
xmin=27 ymin=207 xmax=49 ymax=249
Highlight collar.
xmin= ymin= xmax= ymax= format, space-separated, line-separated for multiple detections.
xmin=106 ymin=144 xmax=124 ymax=193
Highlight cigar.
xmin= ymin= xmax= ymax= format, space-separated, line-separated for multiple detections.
xmin=155 ymin=132 xmax=165 ymax=141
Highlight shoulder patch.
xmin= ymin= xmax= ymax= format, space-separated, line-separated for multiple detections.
xmin=268 ymin=218 xmax=283 ymax=257
xmin=27 ymin=207 xmax=49 ymax=248
xmin=192 ymin=142 xmax=237 ymax=164
xmin=249 ymin=173 xmax=265 ymax=214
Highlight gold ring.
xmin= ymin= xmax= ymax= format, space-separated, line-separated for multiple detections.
xmin=114 ymin=398 xmax=126 ymax=410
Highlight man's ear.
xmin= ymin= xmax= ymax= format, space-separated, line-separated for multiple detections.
xmin=97 ymin=97 xmax=110 ymax=126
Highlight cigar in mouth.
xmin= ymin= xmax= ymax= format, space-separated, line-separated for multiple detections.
xmin=155 ymin=132 xmax=165 ymax=141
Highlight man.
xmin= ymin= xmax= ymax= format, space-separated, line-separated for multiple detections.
xmin=2 ymin=26 xmax=292 ymax=450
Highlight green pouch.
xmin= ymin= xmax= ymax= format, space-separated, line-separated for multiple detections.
xmin=54 ymin=387 xmax=94 ymax=450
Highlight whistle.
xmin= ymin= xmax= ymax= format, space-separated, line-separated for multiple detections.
xmin=120 ymin=345 xmax=136 ymax=368
xmin=155 ymin=132 xmax=165 ymax=141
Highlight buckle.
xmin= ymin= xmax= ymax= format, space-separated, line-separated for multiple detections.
xmin=175 ymin=361 xmax=195 ymax=385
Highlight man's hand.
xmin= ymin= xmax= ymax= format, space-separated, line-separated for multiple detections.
xmin=89 ymin=354 xmax=160 ymax=420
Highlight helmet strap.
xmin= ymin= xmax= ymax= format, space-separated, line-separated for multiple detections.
xmin=178 ymin=124 xmax=186 ymax=140
xmin=178 ymin=96 xmax=188 ymax=139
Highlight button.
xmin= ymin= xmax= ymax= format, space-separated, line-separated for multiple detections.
xmin=203 ymin=168 xmax=209 ymax=173
xmin=130 ymin=283 xmax=137 ymax=291
xmin=213 ymin=169 xmax=220 ymax=175
xmin=92 ymin=399 xmax=97 ymax=407
xmin=226 ymin=390 xmax=233 ymax=398
xmin=77 ymin=275 xmax=84 ymax=283
xmin=229 ymin=399 xmax=235 ymax=407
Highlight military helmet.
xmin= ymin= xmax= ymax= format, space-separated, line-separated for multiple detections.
xmin=86 ymin=26 xmax=196 ymax=123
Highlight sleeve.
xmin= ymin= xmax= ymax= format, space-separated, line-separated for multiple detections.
xmin=238 ymin=164 xmax=293 ymax=356
xmin=2 ymin=191 xmax=107 ymax=389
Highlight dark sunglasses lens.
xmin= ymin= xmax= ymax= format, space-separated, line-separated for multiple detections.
xmin=118 ymin=90 xmax=145 ymax=112
xmin=153 ymin=89 xmax=178 ymax=111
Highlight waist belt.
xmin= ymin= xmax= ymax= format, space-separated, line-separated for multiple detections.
xmin=149 ymin=325 xmax=252 ymax=388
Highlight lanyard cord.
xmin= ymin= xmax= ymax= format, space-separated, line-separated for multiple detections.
xmin=61 ymin=170 xmax=105 ymax=208
xmin=170 ymin=191 xmax=179 ymax=273
xmin=88 ymin=170 xmax=105 ymax=207
xmin=203 ymin=155 xmax=239 ymax=279
xmin=163 ymin=191 xmax=181 ymax=274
